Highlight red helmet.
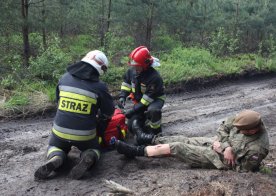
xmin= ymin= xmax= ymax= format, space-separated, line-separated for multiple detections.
xmin=128 ymin=46 xmax=153 ymax=69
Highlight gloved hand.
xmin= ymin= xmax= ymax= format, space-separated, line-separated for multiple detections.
xmin=119 ymin=97 xmax=126 ymax=108
xmin=125 ymin=109 xmax=136 ymax=119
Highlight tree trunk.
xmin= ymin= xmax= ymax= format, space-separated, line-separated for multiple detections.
xmin=42 ymin=0 xmax=47 ymax=49
xmin=100 ymin=0 xmax=105 ymax=47
xmin=21 ymin=0 xmax=30 ymax=67
xmin=146 ymin=1 xmax=154 ymax=50
xmin=104 ymin=0 xmax=112 ymax=50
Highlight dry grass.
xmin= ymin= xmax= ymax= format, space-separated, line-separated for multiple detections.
xmin=0 ymin=90 xmax=55 ymax=120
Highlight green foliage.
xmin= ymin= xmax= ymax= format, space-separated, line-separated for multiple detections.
xmin=160 ymin=47 xmax=219 ymax=84
xmin=29 ymin=36 xmax=71 ymax=82
xmin=105 ymin=32 xmax=135 ymax=57
xmin=0 ymin=75 xmax=17 ymax=90
xmin=152 ymin=34 xmax=182 ymax=52
xmin=65 ymin=34 xmax=97 ymax=60
xmin=259 ymin=165 xmax=273 ymax=175
xmin=209 ymin=27 xmax=240 ymax=56
xmin=102 ymin=65 xmax=127 ymax=87
xmin=4 ymin=94 xmax=29 ymax=109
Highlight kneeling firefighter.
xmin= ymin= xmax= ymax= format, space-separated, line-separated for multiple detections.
xmin=34 ymin=50 xmax=114 ymax=180
xmin=119 ymin=46 xmax=165 ymax=142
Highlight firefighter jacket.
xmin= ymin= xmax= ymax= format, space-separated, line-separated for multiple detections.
xmin=53 ymin=61 xmax=114 ymax=142
xmin=120 ymin=67 xmax=165 ymax=112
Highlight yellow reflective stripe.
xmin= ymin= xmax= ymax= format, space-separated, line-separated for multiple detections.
xmin=52 ymin=128 xmax=96 ymax=141
xmin=93 ymin=149 xmax=100 ymax=159
xmin=158 ymin=95 xmax=166 ymax=101
xmin=121 ymin=86 xmax=131 ymax=92
xmin=132 ymin=88 xmax=135 ymax=92
xmin=58 ymin=97 xmax=91 ymax=114
xmin=141 ymin=98 xmax=150 ymax=106
xmin=47 ymin=147 xmax=63 ymax=157
xmin=60 ymin=91 xmax=97 ymax=104
xmin=98 ymin=136 xmax=103 ymax=144
xmin=150 ymin=124 xmax=161 ymax=129
xmin=121 ymin=129 xmax=126 ymax=138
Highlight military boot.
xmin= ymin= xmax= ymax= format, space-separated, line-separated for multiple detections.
xmin=69 ymin=149 xmax=98 ymax=180
xmin=115 ymin=140 xmax=145 ymax=158
xmin=34 ymin=156 xmax=63 ymax=180
xmin=132 ymin=120 xmax=155 ymax=145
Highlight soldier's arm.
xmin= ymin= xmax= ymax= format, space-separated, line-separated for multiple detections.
xmin=215 ymin=117 xmax=235 ymax=151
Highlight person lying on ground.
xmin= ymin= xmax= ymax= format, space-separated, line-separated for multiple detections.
xmin=115 ymin=110 xmax=269 ymax=172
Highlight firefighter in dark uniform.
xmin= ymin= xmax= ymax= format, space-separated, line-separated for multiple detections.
xmin=34 ymin=50 xmax=114 ymax=180
xmin=119 ymin=46 xmax=165 ymax=143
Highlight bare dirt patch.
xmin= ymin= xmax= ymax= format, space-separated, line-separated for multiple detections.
xmin=1 ymin=75 xmax=276 ymax=196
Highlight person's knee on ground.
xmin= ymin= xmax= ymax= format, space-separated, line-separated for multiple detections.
xmin=34 ymin=155 xmax=64 ymax=180
xmin=34 ymin=146 xmax=65 ymax=180
xmin=69 ymin=149 xmax=100 ymax=180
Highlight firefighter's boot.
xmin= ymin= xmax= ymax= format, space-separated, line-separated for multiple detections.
xmin=69 ymin=149 xmax=98 ymax=180
xmin=115 ymin=140 xmax=145 ymax=158
xmin=34 ymin=156 xmax=63 ymax=180
xmin=132 ymin=120 xmax=155 ymax=145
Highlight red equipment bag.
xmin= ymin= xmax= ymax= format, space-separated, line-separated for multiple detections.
xmin=99 ymin=108 xmax=128 ymax=147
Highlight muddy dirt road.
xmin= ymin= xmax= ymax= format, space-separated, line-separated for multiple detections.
xmin=1 ymin=76 xmax=276 ymax=196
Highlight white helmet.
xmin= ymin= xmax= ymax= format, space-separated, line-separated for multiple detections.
xmin=81 ymin=50 xmax=108 ymax=75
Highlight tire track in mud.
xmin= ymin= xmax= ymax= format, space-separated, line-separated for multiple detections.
xmin=1 ymin=76 xmax=276 ymax=195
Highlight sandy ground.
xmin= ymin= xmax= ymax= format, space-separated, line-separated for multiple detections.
xmin=1 ymin=75 xmax=276 ymax=196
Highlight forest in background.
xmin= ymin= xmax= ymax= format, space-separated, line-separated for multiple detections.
xmin=0 ymin=0 xmax=276 ymax=116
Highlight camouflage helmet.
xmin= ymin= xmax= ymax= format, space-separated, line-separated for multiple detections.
xmin=233 ymin=110 xmax=261 ymax=130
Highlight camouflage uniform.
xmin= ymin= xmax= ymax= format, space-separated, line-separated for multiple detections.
xmin=154 ymin=116 xmax=269 ymax=172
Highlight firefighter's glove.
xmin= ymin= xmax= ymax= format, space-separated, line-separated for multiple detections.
xmin=125 ymin=109 xmax=136 ymax=119
xmin=119 ymin=97 xmax=126 ymax=108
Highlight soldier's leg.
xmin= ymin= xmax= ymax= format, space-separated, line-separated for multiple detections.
xmin=154 ymin=135 xmax=216 ymax=146
xmin=145 ymin=142 xmax=221 ymax=168
xmin=145 ymin=99 xmax=164 ymax=135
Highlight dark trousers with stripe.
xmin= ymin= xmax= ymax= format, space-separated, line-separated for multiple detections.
xmin=128 ymin=99 xmax=164 ymax=134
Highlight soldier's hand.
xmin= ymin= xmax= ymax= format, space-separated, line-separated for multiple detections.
xmin=212 ymin=141 xmax=223 ymax=153
xmin=223 ymin=147 xmax=235 ymax=167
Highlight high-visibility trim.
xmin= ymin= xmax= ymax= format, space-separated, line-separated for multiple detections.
xmin=93 ymin=149 xmax=100 ymax=160
xmin=148 ymin=120 xmax=161 ymax=129
xmin=158 ymin=95 xmax=166 ymax=101
xmin=60 ymin=91 xmax=97 ymax=104
xmin=122 ymin=82 xmax=131 ymax=88
xmin=98 ymin=136 xmax=103 ymax=144
xmin=131 ymin=83 xmax=136 ymax=92
xmin=59 ymin=85 xmax=98 ymax=100
xmin=47 ymin=146 xmax=63 ymax=157
xmin=121 ymin=129 xmax=126 ymax=138
xmin=141 ymin=98 xmax=150 ymax=106
xmin=52 ymin=128 xmax=96 ymax=141
xmin=141 ymin=94 xmax=154 ymax=106
xmin=121 ymin=86 xmax=131 ymax=92
xmin=58 ymin=97 xmax=92 ymax=114
xmin=53 ymin=124 xmax=96 ymax=136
